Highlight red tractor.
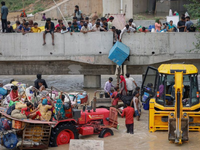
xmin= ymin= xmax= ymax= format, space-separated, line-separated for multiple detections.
xmin=49 ymin=105 xmax=118 ymax=147
xmin=0 ymin=94 xmax=118 ymax=149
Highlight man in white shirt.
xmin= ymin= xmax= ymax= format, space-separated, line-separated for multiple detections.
xmin=85 ymin=17 xmax=93 ymax=30
xmin=125 ymin=73 xmax=137 ymax=96
xmin=119 ymin=24 xmax=135 ymax=42
xmin=81 ymin=23 xmax=91 ymax=34
xmin=129 ymin=19 xmax=136 ymax=28
xmin=92 ymin=22 xmax=106 ymax=32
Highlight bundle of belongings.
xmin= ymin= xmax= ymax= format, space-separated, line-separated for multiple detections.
xmin=1 ymin=80 xmax=86 ymax=122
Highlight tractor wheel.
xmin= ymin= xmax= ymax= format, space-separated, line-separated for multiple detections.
xmin=98 ymin=128 xmax=114 ymax=138
xmin=49 ymin=123 xmax=79 ymax=147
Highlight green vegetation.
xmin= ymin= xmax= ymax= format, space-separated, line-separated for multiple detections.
xmin=184 ymin=0 xmax=200 ymax=52
xmin=5 ymin=0 xmax=60 ymax=12
xmin=184 ymin=0 xmax=200 ymax=18
xmin=6 ymin=0 xmax=36 ymax=11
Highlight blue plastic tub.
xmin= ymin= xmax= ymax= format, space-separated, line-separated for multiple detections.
xmin=108 ymin=41 xmax=130 ymax=66
xmin=143 ymin=99 xmax=150 ymax=110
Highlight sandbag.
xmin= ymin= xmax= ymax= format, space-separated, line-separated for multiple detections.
xmin=11 ymin=109 xmax=27 ymax=119
xmin=15 ymin=102 xmax=27 ymax=110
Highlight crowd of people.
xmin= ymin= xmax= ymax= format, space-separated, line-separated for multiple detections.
xmin=1 ymin=2 xmax=198 ymax=46
xmin=104 ymin=73 xmax=141 ymax=134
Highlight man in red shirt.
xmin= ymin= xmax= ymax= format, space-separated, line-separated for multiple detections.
xmin=118 ymin=102 xmax=134 ymax=134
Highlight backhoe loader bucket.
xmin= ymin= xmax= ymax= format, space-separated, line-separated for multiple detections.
xmin=168 ymin=117 xmax=189 ymax=142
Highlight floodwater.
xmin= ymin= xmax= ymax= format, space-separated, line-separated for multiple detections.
xmin=1 ymin=75 xmax=200 ymax=150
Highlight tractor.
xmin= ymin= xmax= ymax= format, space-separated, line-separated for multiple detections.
xmin=0 ymin=96 xmax=118 ymax=149
xmin=50 ymin=105 xmax=118 ymax=147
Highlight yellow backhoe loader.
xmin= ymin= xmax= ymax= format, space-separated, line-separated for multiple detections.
xmin=141 ymin=64 xmax=200 ymax=144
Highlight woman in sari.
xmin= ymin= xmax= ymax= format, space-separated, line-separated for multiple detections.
xmin=120 ymin=75 xmax=127 ymax=96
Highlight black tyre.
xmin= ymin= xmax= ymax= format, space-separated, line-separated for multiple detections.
xmin=99 ymin=128 xmax=114 ymax=138
xmin=49 ymin=123 xmax=79 ymax=147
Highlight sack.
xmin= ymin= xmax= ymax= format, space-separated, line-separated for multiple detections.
xmin=121 ymin=95 xmax=133 ymax=105
xmin=189 ymin=26 xmax=196 ymax=32
xmin=3 ymin=133 xmax=18 ymax=149
xmin=15 ymin=102 xmax=27 ymax=110
xmin=0 ymin=87 xmax=7 ymax=96
xmin=11 ymin=109 xmax=27 ymax=119
xmin=7 ymin=104 xmax=16 ymax=115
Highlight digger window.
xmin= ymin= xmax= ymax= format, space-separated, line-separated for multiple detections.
xmin=190 ymin=74 xmax=199 ymax=106
xmin=156 ymin=74 xmax=199 ymax=107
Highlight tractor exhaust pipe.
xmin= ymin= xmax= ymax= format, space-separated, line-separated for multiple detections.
xmin=93 ymin=91 xmax=97 ymax=112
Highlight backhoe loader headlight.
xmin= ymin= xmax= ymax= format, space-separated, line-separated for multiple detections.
xmin=183 ymin=113 xmax=187 ymax=117
xmin=170 ymin=113 xmax=174 ymax=117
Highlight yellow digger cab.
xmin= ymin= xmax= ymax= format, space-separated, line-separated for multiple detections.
xmin=141 ymin=64 xmax=200 ymax=144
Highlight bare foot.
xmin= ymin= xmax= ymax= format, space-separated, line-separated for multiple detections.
xmin=52 ymin=42 xmax=55 ymax=46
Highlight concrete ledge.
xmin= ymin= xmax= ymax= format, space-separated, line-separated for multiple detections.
xmin=0 ymin=32 xmax=199 ymax=75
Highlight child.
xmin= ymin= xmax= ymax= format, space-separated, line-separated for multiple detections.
xmin=118 ymin=102 xmax=134 ymax=134
xmin=31 ymin=22 xmax=41 ymax=33
xmin=131 ymin=91 xmax=141 ymax=121
xmin=111 ymin=87 xmax=120 ymax=108
xmin=22 ymin=22 xmax=31 ymax=35
xmin=6 ymin=21 xmax=14 ymax=33
xmin=67 ymin=22 xmax=72 ymax=31
xmin=61 ymin=26 xmax=68 ymax=34
xmin=39 ymin=81 xmax=46 ymax=92
xmin=42 ymin=13 xmax=46 ymax=21
xmin=21 ymin=102 xmax=44 ymax=120
xmin=110 ymin=87 xmax=114 ymax=96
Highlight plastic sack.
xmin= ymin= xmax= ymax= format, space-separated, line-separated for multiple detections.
xmin=0 ymin=87 xmax=7 ymax=96
xmin=3 ymin=133 xmax=18 ymax=149
xmin=1 ymin=118 xmax=12 ymax=130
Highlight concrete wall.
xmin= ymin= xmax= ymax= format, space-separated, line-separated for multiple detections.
xmin=156 ymin=0 xmax=190 ymax=13
xmin=133 ymin=0 xmax=148 ymax=14
xmin=103 ymin=0 xmax=121 ymax=15
xmin=122 ymin=32 xmax=198 ymax=65
xmin=0 ymin=32 xmax=113 ymax=64
xmin=0 ymin=32 xmax=199 ymax=75
xmin=103 ymin=0 xmax=148 ymax=19
xmin=37 ymin=0 xmax=103 ymax=20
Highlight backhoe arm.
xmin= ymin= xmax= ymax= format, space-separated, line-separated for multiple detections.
xmin=174 ymin=71 xmax=184 ymax=144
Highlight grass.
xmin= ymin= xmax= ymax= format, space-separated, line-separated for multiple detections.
xmin=6 ymin=0 xmax=36 ymax=11
xmin=5 ymin=0 xmax=60 ymax=13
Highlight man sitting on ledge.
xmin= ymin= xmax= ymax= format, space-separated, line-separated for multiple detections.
xmin=43 ymin=18 xmax=55 ymax=46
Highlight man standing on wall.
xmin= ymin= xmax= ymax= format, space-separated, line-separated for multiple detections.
xmin=1 ymin=1 xmax=8 ymax=33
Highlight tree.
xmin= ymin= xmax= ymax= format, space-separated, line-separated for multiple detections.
xmin=184 ymin=0 xmax=200 ymax=18
xmin=184 ymin=0 xmax=200 ymax=51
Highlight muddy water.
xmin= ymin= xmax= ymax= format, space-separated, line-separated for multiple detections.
xmin=1 ymin=75 xmax=200 ymax=150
